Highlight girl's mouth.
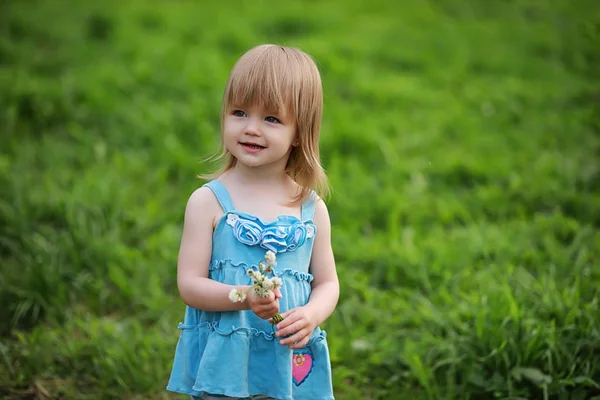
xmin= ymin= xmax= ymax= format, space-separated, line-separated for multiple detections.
xmin=240 ymin=142 xmax=266 ymax=153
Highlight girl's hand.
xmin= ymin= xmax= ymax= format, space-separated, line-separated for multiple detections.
xmin=246 ymin=287 xmax=282 ymax=320
xmin=275 ymin=306 xmax=316 ymax=349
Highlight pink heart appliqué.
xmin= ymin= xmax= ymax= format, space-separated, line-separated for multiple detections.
xmin=292 ymin=351 xmax=314 ymax=386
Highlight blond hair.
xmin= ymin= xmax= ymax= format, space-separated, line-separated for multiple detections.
xmin=203 ymin=44 xmax=329 ymax=203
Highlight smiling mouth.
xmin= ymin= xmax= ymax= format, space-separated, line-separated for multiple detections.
xmin=240 ymin=142 xmax=266 ymax=149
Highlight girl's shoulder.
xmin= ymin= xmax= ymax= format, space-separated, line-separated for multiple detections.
xmin=186 ymin=185 xmax=220 ymax=208
xmin=184 ymin=185 xmax=224 ymax=229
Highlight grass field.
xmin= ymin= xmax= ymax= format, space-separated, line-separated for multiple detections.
xmin=1 ymin=0 xmax=599 ymax=399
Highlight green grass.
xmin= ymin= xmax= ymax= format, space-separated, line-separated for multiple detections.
xmin=1 ymin=0 xmax=599 ymax=399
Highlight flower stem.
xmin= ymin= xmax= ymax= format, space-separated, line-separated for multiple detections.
xmin=270 ymin=313 xmax=284 ymax=324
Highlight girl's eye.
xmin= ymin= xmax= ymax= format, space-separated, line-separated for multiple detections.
xmin=265 ymin=116 xmax=280 ymax=123
xmin=233 ymin=110 xmax=246 ymax=117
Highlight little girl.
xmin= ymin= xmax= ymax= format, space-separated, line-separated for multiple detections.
xmin=166 ymin=44 xmax=339 ymax=400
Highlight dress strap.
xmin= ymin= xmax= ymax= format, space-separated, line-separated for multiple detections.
xmin=301 ymin=191 xmax=317 ymax=222
xmin=203 ymin=180 xmax=235 ymax=213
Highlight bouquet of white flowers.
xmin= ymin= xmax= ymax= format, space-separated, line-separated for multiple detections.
xmin=229 ymin=250 xmax=284 ymax=324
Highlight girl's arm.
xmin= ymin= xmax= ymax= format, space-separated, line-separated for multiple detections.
xmin=176 ymin=186 xmax=250 ymax=311
xmin=303 ymin=198 xmax=340 ymax=326
xmin=275 ymin=198 xmax=340 ymax=348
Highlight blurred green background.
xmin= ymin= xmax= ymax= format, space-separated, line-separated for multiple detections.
xmin=1 ymin=0 xmax=599 ymax=399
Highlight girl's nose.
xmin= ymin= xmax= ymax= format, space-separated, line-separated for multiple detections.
xmin=244 ymin=118 xmax=261 ymax=136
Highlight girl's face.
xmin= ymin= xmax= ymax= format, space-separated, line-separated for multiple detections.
xmin=223 ymin=103 xmax=296 ymax=171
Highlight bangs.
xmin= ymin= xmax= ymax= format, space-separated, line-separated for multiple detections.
xmin=223 ymin=46 xmax=301 ymax=115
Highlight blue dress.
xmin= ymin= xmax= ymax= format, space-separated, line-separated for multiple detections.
xmin=166 ymin=180 xmax=334 ymax=400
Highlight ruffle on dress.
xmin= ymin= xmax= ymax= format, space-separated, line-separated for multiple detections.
xmin=210 ymin=259 xmax=315 ymax=283
xmin=225 ymin=211 xmax=316 ymax=254
xmin=168 ymin=319 xmax=328 ymax=399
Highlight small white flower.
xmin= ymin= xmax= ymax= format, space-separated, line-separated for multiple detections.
xmin=226 ymin=213 xmax=239 ymax=227
xmin=270 ymin=276 xmax=282 ymax=289
xmin=228 ymin=288 xmax=247 ymax=303
xmin=306 ymin=224 xmax=315 ymax=238
xmin=263 ymin=279 xmax=274 ymax=291
xmin=264 ymin=250 xmax=277 ymax=266
xmin=254 ymin=286 xmax=269 ymax=297
xmin=255 ymin=272 xmax=265 ymax=284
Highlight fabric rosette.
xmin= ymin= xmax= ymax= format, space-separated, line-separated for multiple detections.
xmin=227 ymin=212 xmax=316 ymax=254
xmin=261 ymin=226 xmax=292 ymax=253
xmin=232 ymin=217 xmax=263 ymax=247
